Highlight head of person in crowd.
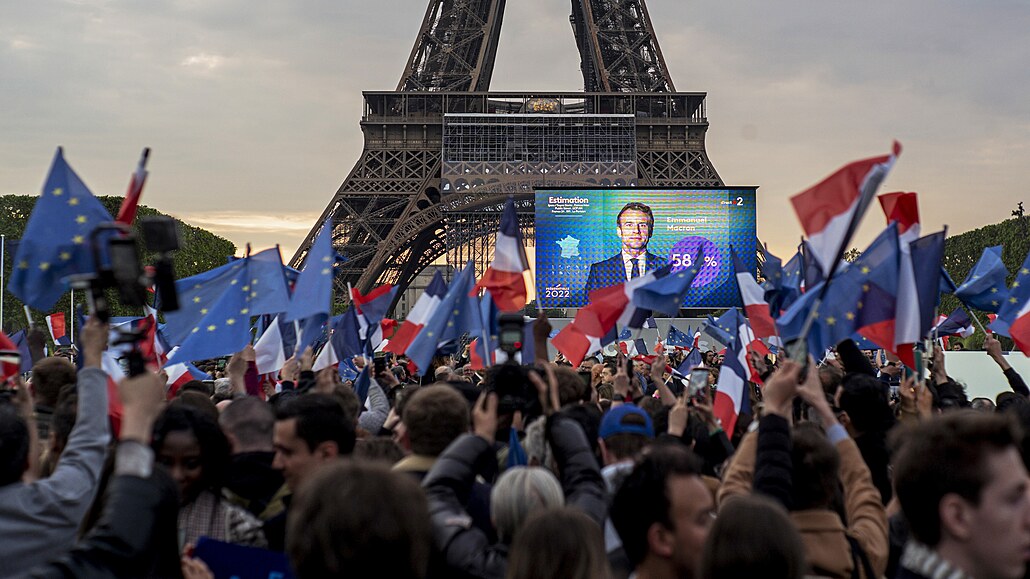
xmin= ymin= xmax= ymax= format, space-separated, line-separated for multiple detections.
xmin=836 ymin=373 xmax=894 ymax=436
xmin=611 ymin=444 xmax=714 ymax=579
xmin=40 ymin=385 xmax=78 ymax=477
xmin=287 ymin=461 xmax=431 ymax=579
xmin=354 ymin=437 xmax=405 ymax=464
xmin=935 ymin=380 xmax=971 ymax=411
xmin=700 ymin=494 xmax=806 ymax=579
xmin=178 ymin=380 xmax=214 ymax=398
xmin=152 ymin=404 xmax=231 ymax=505
xmin=818 ymin=363 xmax=844 ymax=397
xmin=553 ymin=365 xmax=591 ymax=405
xmin=601 ymin=361 xmax=618 ymax=384
xmin=397 ymin=385 xmax=469 ymax=459
xmin=579 ymin=356 xmax=600 ymax=372
xmin=434 ymin=365 xmax=455 ymax=382
xmin=330 ymin=386 xmax=363 ymax=428
xmin=490 ymin=466 xmax=565 ymax=544
xmin=893 ymin=412 xmax=1030 ymax=579
xmin=507 ymin=507 xmax=612 ymax=579
xmin=273 ymin=393 xmax=356 ymax=491
xmin=789 ymin=422 xmax=841 ymax=511
xmin=951 ymin=342 xmax=965 ymax=351
xmin=599 ymin=404 xmax=655 ymax=466
xmin=30 ymin=356 xmax=77 ymax=409
xmin=171 ymin=391 xmax=220 ymax=423
xmin=971 ymin=397 xmax=997 ymax=413
xmin=0 ymin=405 xmax=30 ymax=487
xmin=219 ymin=397 xmax=275 ymax=454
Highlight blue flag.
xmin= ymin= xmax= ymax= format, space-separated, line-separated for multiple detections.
xmin=954 ymin=246 xmax=1009 ymax=313
xmin=801 ymin=240 xmax=824 ymax=291
xmin=777 ymin=225 xmax=900 ymax=357
xmin=769 ymin=249 xmax=805 ymax=315
xmin=9 ymin=149 xmax=114 ymax=311
xmin=909 ymin=231 xmax=946 ymax=337
xmin=285 ymin=221 xmax=336 ymax=324
xmin=406 ymin=262 xmax=482 ymax=374
xmin=675 ymin=347 xmax=703 ymax=377
xmin=166 ymin=268 xmax=254 ymax=364
xmin=705 ymin=309 xmax=741 ymax=347
xmin=760 ymin=247 xmax=784 ymax=293
xmin=163 ymin=248 xmax=290 ymax=347
xmin=353 ymin=365 xmax=371 ymax=404
xmin=332 ymin=307 xmax=364 ymax=362
xmin=632 ymin=250 xmax=703 ymax=316
xmin=618 ymin=327 xmax=632 ymax=340
xmin=993 ymin=248 xmax=1030 ymax=337
xmin=8 ymin=331 xmax=34 ymax=373
xmin=666 ymin=325 xmax=691 ymax=348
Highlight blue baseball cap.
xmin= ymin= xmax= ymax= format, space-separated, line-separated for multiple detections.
xmin=599 ymin=404 xmax=655 ymax=439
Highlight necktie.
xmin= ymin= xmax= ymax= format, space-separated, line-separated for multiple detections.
xmin=630 ymin=258 xmax=640 ymax=279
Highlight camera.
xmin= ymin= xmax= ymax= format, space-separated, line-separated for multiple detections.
xmin=498 ymin=313 xmax=525 ymax=357
xmin=68 ymin=217 xmax=181 ymax=376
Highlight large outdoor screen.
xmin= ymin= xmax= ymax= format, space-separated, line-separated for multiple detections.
xmin=535 ymin=188 xmax=757 ymax=309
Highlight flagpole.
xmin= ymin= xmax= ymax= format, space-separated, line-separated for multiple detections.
xmin=24 ymin=305 xmax=33 ymax=329
xmin=963 ymin=306 xmax=989 ymax=336
xmin=69 ymin=288 xmax=75 ymax=346
xmin=0 ymin=234 xmax=5 ymax=332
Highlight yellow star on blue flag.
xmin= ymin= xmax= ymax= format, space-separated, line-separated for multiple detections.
xmin=8 ymin=148 xmax=113 ymax=310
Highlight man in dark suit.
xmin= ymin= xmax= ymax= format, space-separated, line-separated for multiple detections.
xmin=584 ymin=202 xmax=664 ymax=296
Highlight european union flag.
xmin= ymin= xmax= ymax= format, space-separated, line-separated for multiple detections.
xmin=633 ymin=250 xmax=703 ymax=316
xmin=954 ymin=246 xmax=1009 ymax=313
xmin=666 ymin=325 xmax=691 ymax=348
xmin=618 ymin=327 xmax=632 ymax=340
xmin=285 ymin=221 xmax=336 ymax=324
xmin=166 ymin=268 xmax=253 ymax=364
xmin=769 ymin=249 xmax=805 ymax=315
xmin=9 ymin=148 xmax=114 ymax=311
xmin=993 ymin=247 xmax=1030 ymax=337
xmin=163 ymin=247 xmax=290 ymax=347
xmin=760 ymin=247 xmax=783 ymax=293
xmin=778 ymin=224 xmax=900 ymax=357
xmin=704 ymin=309 xmax=741 ymax=347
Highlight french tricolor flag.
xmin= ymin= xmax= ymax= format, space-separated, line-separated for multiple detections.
xmin=880 ymin=192 xmax=921 ymax=365
xmin=46 ymin=312 xmax=71 ymax=346
xmin=552 ymin=283 xmax=627 ymax=367
xmin=731 ymin=245 xmax=777 ymax=341
xmin=713 ymin=316 xmax=751 ymax=436
xmin=1008 ymin=300 xmax=1030 ymax=356
xmin=999 ymin=270 xmax=1030 ymax=355
xmin=476 ymin=197 xmax=531 ymax=312
xmin=0 ymin=332 xmax=21 ymax=384
xmin=254 ymin=316 xmax=287 ymax=375
xmin=791 ymin=142 xmax=901 ymax=277
xmin=165 ymin=350 xmax=211 ymax=398
xmin=351 ymin=284 xmax=398 ymax=351
xmin=312 ymin=338 xmax=340 ymax=372
xmin=384 ymin=270 xmax=448 ymax=356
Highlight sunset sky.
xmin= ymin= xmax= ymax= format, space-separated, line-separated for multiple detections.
xmin=2 ymin=0 xmax=1028 ymax=263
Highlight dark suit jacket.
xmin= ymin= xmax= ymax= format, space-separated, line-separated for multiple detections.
xmin=584 ymin=251 xmax=663 ymax=296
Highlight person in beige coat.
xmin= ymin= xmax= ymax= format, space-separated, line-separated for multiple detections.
xmin=717 ymin=358 xmax=889 ymax=579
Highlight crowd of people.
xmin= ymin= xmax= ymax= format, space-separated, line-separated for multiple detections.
xmin=1 ymin=313 xmax=1029 ymax=579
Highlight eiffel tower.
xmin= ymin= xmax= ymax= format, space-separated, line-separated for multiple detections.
xmin=291 ymin=0 xmax=723 ymax=306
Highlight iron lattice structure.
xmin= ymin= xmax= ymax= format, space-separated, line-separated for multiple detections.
xmin=292 ymin=0 xmax=723 ymax=308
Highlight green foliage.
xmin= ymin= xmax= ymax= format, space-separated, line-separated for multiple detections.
xmin=939 ymin=213 xmax=1030 ymax=350
xmin=0 ymin=194 xmax=236 ymax=334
